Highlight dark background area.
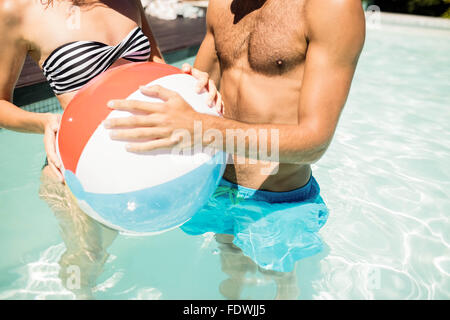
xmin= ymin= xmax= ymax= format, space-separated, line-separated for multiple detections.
xmin=367 ymin=0 xmax=450 ymax=17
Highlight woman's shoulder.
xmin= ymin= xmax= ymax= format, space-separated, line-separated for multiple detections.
xmin=0 ymin=0 xmax=31 ymax=31
xmin=0 ymin=0 xmax=28 ymax=16
xmin=0 ymin=0 xmax=26 ymax=39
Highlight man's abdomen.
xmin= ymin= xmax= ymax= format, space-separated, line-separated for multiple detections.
xmin=224 ymin=161 xmax=311 ymax=192
xmin=220 ymin=69 xmax=311 ymax=192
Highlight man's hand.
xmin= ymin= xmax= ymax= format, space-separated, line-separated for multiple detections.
xmin=104 ymin=85 xmax=203 ymax=153
xmin=182 ymin=63 xmax=223 ymax=115
xmin=43 ymin=113 xmax=63 ymax=182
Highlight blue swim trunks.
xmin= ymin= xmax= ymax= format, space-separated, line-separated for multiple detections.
xmin=180 ymin=176 xmax=329 ymax=273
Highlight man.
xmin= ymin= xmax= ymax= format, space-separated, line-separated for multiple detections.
xmin=105 ymin=0 xmax=366 ymax=274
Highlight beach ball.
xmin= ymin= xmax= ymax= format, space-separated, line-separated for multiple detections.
xmin=56 ymin=62 xmax=226 ymax=235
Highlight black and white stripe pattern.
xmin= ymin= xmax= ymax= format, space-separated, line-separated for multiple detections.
xmin=42 ymin=27 xmax=151 ymax=95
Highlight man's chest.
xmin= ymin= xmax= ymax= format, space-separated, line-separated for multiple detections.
xmin=212 ymin=0 xmax=308 ymax=75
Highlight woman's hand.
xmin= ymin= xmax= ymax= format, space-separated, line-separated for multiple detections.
xmin=43 ymin=113 xmax=63 ymax=182
xmin=182 ymin=63 xmax=224 ymax=115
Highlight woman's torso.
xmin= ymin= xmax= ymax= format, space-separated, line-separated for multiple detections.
xmin=20 ymin=0 xmax=145 ymax=109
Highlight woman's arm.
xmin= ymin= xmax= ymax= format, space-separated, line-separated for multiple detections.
xmin=0 ymin=28 xmax=52 ymax=133
xmin=0 ymin=9 xmax=63 ymax=180
xmin=135 ymin=0 xmax=165 ymax=63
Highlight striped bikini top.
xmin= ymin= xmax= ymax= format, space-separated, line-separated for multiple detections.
xmin=42 ymin=26 xmax=151 ymax=95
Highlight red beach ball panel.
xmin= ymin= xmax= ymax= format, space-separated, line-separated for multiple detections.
xmin=58 ymin=62 xmax=182 ymax=173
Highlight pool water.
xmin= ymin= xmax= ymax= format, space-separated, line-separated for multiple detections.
xmin=1 ymin=22 xmax=449 ymax=300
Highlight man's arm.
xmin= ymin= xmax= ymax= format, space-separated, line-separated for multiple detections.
xmin=193 ymin=1 xmax=221 ymax=87
xmin=106 ymin=0 xmax=365 ymax=164
xmin=292 ymin=0 xmax=366 ymax=160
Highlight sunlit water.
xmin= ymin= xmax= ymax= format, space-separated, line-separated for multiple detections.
xmin=0 ymin=22 xmax=449 ymax=300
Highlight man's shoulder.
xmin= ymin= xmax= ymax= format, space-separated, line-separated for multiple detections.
xmin=304 ymin=0 xmax=365 ymax=38
xmin=304 ymin=0 xmax=364 ymax=22
xmin=305 ymin=0 xmax=363 ymax=11
xmin=207 ymin=0 xmax=227 ymax=8
xmin=304 ymin=0 xmax=365 ymax=65
xmin=205 ymin=0 xmax=231 ymax=29
xmin=206 ymin=0 xmax=230 ymax=16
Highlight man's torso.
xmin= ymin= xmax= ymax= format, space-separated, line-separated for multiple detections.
xmin=209 ymin=0 xmax=312 ymax=191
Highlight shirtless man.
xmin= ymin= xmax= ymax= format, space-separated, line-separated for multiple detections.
xmin=105 ymin=0 xmax=366 ymax=279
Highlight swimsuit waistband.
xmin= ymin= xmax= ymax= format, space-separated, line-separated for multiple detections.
xmin=218 ymin=175 xmax=319 ymax=203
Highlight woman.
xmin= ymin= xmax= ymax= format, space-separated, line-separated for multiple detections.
xmin=0 ymin=0 xmax=218 ymax=298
